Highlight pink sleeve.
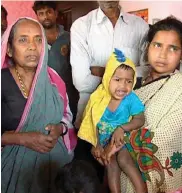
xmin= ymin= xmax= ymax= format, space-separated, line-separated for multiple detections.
xmin=48 ymin=67 xmax=77 ymax=152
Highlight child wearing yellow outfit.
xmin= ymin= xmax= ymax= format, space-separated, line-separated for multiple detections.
xmin=78 ymin=49 xmax=147 ymax=193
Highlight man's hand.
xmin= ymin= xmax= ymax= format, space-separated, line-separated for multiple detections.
xmin=90 ymin=66 xmax=105 ymax=77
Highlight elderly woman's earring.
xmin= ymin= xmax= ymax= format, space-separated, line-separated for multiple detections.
xmin=6 ymin=44 xmax=13 ymax=57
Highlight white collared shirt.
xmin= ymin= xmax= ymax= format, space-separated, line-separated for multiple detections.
xmin=70 ymin=8 xmax=149 ymax=125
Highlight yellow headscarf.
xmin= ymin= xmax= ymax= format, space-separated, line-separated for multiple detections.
xmin=78 ymin=49 xmax=137 ymax=147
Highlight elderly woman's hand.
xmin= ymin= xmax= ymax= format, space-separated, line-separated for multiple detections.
xmin=45 ymin=123 xmax=63 ymax=146
xmin=20 ymin=132 xmax=55 ymax=153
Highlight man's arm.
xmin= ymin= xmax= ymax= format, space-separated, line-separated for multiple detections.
xmin=139 ymin=20 xmax=149 ymax=66
xmin=137 ymin=20 xmax=150 ymax=77
xmin=70 ymin=19 xmax=101 ymax=93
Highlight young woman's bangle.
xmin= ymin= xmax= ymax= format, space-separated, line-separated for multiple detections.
xmin=60 ymin=121 xmax=68 ymax=136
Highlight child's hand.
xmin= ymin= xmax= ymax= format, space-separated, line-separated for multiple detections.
xmin=91 ymin=145 xmax=104 ymax=165
xmin=111 ymin=127 xmax=125 ymax=147
xmin=102 ymin=143 xmax=122 ymax=165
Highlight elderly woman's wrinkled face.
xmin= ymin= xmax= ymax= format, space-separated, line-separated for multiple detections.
xmin=7 ymin=20 xmax=42 ymax=69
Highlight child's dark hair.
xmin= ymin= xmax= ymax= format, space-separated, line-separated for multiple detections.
xmin=116 ymin=63 xmax=135 ymax=77
xmin=55 ymin=160 xmax=100 ymax=193
xmin=144 ymin=16 xmax=182 ymax=62
xmin=119 ymin=63 xmax=134 ymax=71
xmin=1 ymin=5 xmax=8 ymax=17
xmin=32 ymin=1 xmax=57 ymax=14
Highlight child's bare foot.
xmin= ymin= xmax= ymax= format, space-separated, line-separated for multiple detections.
xmin=103 ymin=143 xmax=123 ymax=165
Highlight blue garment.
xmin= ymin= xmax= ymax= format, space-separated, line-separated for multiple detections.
xmin=97 ymin=92 xmax=145 ymax=146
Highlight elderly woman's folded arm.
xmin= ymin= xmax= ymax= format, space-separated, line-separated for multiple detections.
xmin=1 ymin=131 xmax=23 ymax=146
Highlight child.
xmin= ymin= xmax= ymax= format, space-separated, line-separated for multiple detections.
xmin=55 ymin=160 xmax=101 ymax=193
xmin=78 ymin=49 xmax=147 ymax=193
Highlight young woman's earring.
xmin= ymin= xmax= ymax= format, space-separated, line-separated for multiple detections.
xmin=180 ymin=59 xmax=182 ymax=72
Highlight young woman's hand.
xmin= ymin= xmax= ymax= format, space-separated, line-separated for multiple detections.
xmin=111 ymin=127 xmax=125 ymax=147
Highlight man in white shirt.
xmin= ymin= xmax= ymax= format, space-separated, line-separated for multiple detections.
xmin=71 ymin=1 xmax=149 ymax=127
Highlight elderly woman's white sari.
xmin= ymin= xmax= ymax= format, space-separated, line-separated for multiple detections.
xmin=121 ymin=71 xmax=182 ymax=193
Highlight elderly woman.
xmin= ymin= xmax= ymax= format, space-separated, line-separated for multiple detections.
xmin=1 ymin=18 xmax=77 ymax=193
xmin=120 ymin=17 xmax=182 ymax=193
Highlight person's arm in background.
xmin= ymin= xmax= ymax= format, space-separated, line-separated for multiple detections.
xmin=136 ymin=20 xmax=150 ymax=78
xmin=139 ymin=21 xmax=149 ymax=66
xmin=70 ymin=18 xmax=102 ymax=93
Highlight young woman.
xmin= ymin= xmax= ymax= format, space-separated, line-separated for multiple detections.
xmin=121 ymin=16 xmax=182 ymax=193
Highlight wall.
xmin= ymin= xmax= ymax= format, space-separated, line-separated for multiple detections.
xmin=121 ymin=1 xmax=182 ymax=24
xmin=2 ymin=1 xmax=182 ymax=26
xmin=2 ymin=1 xmax=36 ymax=25
xmin=2 ymin=1 xmax=97 ymax=30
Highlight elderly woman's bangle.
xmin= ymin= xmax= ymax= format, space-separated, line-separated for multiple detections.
xmin=60 ymin=121 xmax=68 ymax=136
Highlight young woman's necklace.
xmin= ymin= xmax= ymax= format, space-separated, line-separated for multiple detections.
xmin=15 ymin=67 xmax=28 ymax=99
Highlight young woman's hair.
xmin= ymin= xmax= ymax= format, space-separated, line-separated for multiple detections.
xmin=147 ymin=16 xmax=182 ymax=44
xmin=55 ymin=160 xmax=100 ymax=193
xmin=144 ymin=16 xmax=182 ymax=62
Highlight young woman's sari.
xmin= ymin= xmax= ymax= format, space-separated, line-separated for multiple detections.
xmin=120 ymin=72 xmax=182 ymax=193
xmin=1 ymin=18 xmax=77 ymax=193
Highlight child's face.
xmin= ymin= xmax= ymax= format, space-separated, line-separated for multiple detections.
xmin=109 ymin=67 xmax=134 ymax=100
xmin=148 ymin=30 xmax=182 ymax=74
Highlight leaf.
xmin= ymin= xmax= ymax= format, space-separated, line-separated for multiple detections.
xmin=114 ymin=48 xmax=126 ymax=63
xmin=167 ymin=169 xmax=173 ymax=177
xmin=165 ymin=157 xmax=169 ymax=167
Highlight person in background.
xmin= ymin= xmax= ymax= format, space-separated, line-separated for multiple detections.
xmin=71 ymin=0 xmax=149 ymax=129
xmin=1 ymin=17 xmax=77 ymax=193
xmin=1 ymin=5 xmax=8 ymax=36
xmin=55 ymin=160 xmax=101 ymax=193
xmin=120 ymin=16 xmax=182 ymax=193
xmin=32 ymin=1 xmax=79 ymax=122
